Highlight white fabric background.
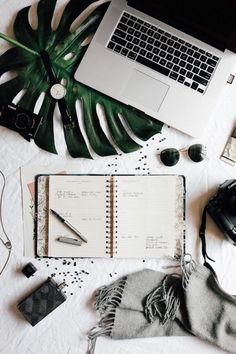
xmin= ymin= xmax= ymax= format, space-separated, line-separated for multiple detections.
xmin=0 ymin=1 xmax=236 ymax=353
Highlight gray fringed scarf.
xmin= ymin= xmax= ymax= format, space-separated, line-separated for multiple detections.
xmin=88 ymin=261 xmax=236 ymax=353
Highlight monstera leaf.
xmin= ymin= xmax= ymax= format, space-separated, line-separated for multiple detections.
xmin=0 ymin=0 xmax=163 ymax=158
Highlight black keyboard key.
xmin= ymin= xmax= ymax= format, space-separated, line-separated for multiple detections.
xmin=146 ymin=44 xmax=153 ymax=51
xmin=160 ymin=36 xmax=168 ymax=43
xmin=165 ymin=32 xmax=171 ymax=37
xmin=120 ymin=16 xmax=128 ymax=24
xmin=200 ymin=63 xmax=207 ymax=70
xmin=161 ymin=44 xmax=167 ymax=50
xmin=153 ymin=47 xmax=160 ymax=55
xmin=170 ymin=71 xmax=178 ymax=80
xmin=167 ymin=62 xmax=173 ymax=69
xmin=186 ymin=64 xmax=193 ymax=71
xmin=137 ymin=19 xmax=144 ymax=24
xmin=187 ymin=49 xmax=194 ymax=56
xmin=146 ymin=52 xmax=153 ymax=59
xmin=180 ymin=45 xmax=187 ymax=52
xmin=121 ymin=48 xmax=128 ymax=56
xmin=118 ymin=23 xmax=128 ymax=32
xmin=114 ymin=29 xmax=125 ymax=38
xmin=206 ymin=52 xmax=212 ymax=57
xmin=167 ymin=47 xmax=174 ymax=54
xmin=136 ymin=55 xmax=170 ymax=76
xmin=128 ymin=28 xmax=134 ymax=35
xmin=166 ymin=54 xmax=173 ymax=61
xmin=127 ymin=20 xmax=135 ymax=27
xmin=186 ymin=71 xmax=193 ymax=79
xmin=160 ymin=58 xmax=167 ymax=66
xmin=128 ymin=51 xmax=137 ymax=60
xmin=194 ymin=59 xmax=201 ymax=67
xmin=207 ymin=66 xmax=214 ymax=73
xmin=192 ymin=46 xmax=198 ymax=51
xmin=151 ymin=25 xmax=157 ymax=30
xmin=178 ymin=75 xmax=185 ymax=83
xmin=141 ymin=34 xmax=148 ymax=41
xmin=148 ymin=37 xmax=155 ymax=44
xmin=178 ymin=39 xmax=185 ymax=44
xmin=187 ymin=57 xmax=194 ymax=63
xmin=126 ymin=34 xmax=133 ymax=42
xmin=173 ymin=65 xmax=180 ymax=72
xmin=144 ymin=22 xmax=151 ymax=28
xmin=180 ymin=68 xmax=187 ymax=75
xmin=180 ymin=53 xmax=187 ymax=60
xmin=133 ymin=45 xmax=140 ymax=53
xmin=185 ymin=42 xmax=192 ymax=47
xmin=184 ymin=82 xmax=190 ymax=87
xmin=174 ymin=42 xmax=181 ymax=49
xmin=153 ymin=55 xmax=159 ymax=63
xmin=134 ymin=31 xmax=141 ymax=38
xmin=133 ymin=37 xmax=140 ymax=45
xmin=108 ymin=42 xmax=115 ymax=49
xmin=199 ymin=49 xmax=205 ymax=54
xmin=174 ymin=50 xmax=181 ymax=57
xmin=158 ymin=29 xmax=164 ymax=34
xmin=191 ymin=82 xmax=198 ymax=90
xmin=114 ymin=45 xmax=122 ymax=53
xmin=171 ymin=35 xmax=178 ymax=41
xmin=159 ymin=50 xmax=166 ymax=58
xmin=179 ymin=60 xmax=186 ymax=67
xmin=192 ymin=67 xmax=199 ymax=74
xmin=123 ymin=12 xmax=129 ymax=18
xmin=130 ymin=15 xmax=136 ymax=21
xmin=134 ymin=23 xmax=141 ymax=30
xmin=167 ymin=39 xmax=174 ymax=46
xmin=140 ymin=41 xmax=146 ymax=48
xmin=199 ymin=70 xmax=211 ymax=80
xmin=140 ymin=49 xmax=147 ymax=56
xmin=200 ymin=55 xmax=207 ymax=62
xmin=126 ymin=42 xmax=133 ymax=50
xmin=147 ymin=29 xmax=154 ymax=36
xmin=141 ymin=26 xmax=148 ymax=33
xmin=193 ymin=52 xmax=200 ymax=59
xmin=173 ymin=57 xmax=179 ymax=64
xmin=154 ymin=40 xmax=161 ymax=48
xmin=193 ymin=75 xmax=208 ymax=86
xmin=198 ymin=88 xmax=204 ymax=93
xmin=111 ymin=35 xmax=126 ymax=47
xmin=213 ymin=55 xmax=219 ymax=61
xmin=207 ymin=58 xmax=217 ymax=67
xmin=154 ymin=33 xmax=161 ymax=40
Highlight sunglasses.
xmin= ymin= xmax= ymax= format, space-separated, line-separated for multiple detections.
xmin=159 ymin=144 xmax=207 ymax=166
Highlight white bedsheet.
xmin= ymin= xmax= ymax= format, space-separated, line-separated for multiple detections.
xmin=1 ymin=1 xmax=236 ymax=353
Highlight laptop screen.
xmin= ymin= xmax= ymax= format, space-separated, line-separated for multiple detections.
xmin=128 ymin=0 xmax=236 ymax=52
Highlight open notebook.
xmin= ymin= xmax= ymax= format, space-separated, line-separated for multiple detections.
xmin=36 ymin=174 xmax=185 ymax=258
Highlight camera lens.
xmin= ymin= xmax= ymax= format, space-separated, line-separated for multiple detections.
xmin=15 ymin=113 xmax=34 ymax=130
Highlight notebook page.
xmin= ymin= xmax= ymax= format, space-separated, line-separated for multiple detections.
xmin=48 ymin=175 xmax=108 ymax=257
xmin=114 ymin=175 xmax=184 ymax=258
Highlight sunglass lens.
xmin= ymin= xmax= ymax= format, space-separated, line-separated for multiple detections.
xmin=160 ymin=148 xmax=180 ymax=166
xmin=188 ymin=144 xmax=207 ymax=162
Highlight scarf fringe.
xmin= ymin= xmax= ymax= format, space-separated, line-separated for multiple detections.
xmin=145 ymin=257 xmax=196 ymax=324
xmin=88 ymin=277 xmax=127 ymax=353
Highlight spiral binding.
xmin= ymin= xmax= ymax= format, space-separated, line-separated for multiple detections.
xmin=105 ymin=178 xmax=112 ymax=255
xmin=105 ymin=177 xmax=118 ymax=257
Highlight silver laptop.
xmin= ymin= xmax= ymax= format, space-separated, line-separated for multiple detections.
xmin=74 ymin=0 xmax=236 ymax=137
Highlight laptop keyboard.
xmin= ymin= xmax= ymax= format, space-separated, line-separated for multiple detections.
xmin=107 ymin=12 xmax=220 ymax=94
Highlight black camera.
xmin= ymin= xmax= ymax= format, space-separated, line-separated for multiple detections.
xmin=0 ymin=103 xmax=43 ymax=141
xmin=207 ymin=179 xmax=236 ymax=245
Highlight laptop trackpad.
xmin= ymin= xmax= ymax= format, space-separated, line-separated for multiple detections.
xmin=122 ymin=70 xmax=169 ymax=112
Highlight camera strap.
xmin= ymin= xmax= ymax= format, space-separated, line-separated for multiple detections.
xmin=199 ymin=205 xmax=216 ymax=273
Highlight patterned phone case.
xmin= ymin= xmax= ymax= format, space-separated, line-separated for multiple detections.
xmin=17 ymin=278 xmax=66 ymax=326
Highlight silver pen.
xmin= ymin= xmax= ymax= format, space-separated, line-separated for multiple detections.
xmin=57 ymin=237 xmax=82 ymax=246
xmin=50 ymin=209 xmax=88 ymax=243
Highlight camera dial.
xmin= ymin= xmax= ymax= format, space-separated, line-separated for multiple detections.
xmin=15 ymin=113 xmax=34 ymax=130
